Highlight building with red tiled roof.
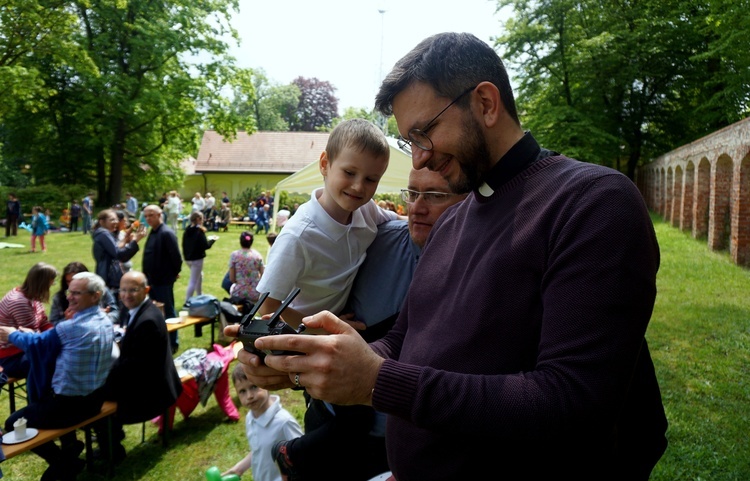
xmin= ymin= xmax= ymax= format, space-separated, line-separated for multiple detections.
xmin=182 ymin=130 xmax=329 ymax=203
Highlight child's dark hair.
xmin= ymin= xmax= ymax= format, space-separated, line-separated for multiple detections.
xmin=267 ymin=232 xmax=277 ymax=245
xmin=240 ymin=231 xmax=253 ymax=248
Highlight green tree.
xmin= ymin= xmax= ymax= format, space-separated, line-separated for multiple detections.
xmin=0 ymin=0 xmax=254 ymax=204
xmin=497 ymin=0 xmax=749 ymax=178
xmin=0 ymin=0 xmax=82 ymax=119
xmin=234 ymin=70 xmax=301 ymax=131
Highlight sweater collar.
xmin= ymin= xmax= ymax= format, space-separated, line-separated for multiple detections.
xmin=477 ymin=132 xmax=549 ymax=197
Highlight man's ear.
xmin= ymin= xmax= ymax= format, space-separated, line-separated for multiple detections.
xmin=144 ymin=285 xmax=150 ymax=295
xmin=474 ymin=81 xmax=502 ymax=128
xmin=319 ymin=151 xmax=329 ymax=177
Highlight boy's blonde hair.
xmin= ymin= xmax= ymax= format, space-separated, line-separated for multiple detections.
xmin=326 ymin=119 xmax=390 ymax=163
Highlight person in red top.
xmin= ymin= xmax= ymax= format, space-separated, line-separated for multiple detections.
xmin=0 ymin=262 xmax=57 ymax=377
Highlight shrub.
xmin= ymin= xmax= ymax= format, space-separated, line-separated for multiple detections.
xmin=0 ymin=184 xmax=91 ymax=216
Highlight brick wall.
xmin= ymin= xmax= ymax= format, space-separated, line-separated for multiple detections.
xmin=639 ymin=116 xmax=750 ymax=267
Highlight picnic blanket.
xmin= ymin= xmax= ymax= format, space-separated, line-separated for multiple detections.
xmin=154 ymin=343 xmax=239 ymax=432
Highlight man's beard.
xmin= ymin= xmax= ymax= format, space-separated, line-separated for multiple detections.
xmin=448 ymin=115 xmax=494 ymax=194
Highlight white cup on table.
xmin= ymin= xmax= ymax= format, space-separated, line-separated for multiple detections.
xmin=13 ymin=417 xmax=27 ymax=439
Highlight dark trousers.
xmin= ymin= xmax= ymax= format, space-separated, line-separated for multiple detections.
xmin=5 ymin=214 xmax=18 ymax=236
xmin=0 ymin=352 xmax=29 ymax=379
xmin=222 ymin=271 xmax=232 ymax=294
xmin=150 ymin=283 xmax=178 ymax=349
xmin=70 ymin=216 xmax=79 ymax=232
xmin=287 ymin=397 xmax=389 ymax=481
xmin=5 ymin=388 xmax=105 ymax=472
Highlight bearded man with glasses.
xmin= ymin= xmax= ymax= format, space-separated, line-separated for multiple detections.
xmin=235 ymin=32 xmax=667 ymax=481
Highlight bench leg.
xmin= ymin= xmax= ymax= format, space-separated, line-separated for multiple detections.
xmin=9 ymin=382 xmax=15 ymax=413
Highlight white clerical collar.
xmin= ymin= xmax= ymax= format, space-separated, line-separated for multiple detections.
xmin=477 ymin=182 xmax=494 ymax=198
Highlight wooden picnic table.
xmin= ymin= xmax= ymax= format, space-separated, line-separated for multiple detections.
xmin=166 ymin=314 xmax=217 ymax=346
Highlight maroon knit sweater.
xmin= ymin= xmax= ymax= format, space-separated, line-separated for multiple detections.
xmin=371 ymin=135 xmax=667 ymax=480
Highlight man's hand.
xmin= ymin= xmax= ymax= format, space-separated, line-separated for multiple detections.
xmin=223 ymin=324 xmax=296 ymax=391
xmin=255 ymin=311 xmax=384 ymax=406
xmin=0 ymin=326 xmax=17 ymax=343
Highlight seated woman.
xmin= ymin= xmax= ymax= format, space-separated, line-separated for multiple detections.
xmin=0 ymin=262 xmax=57 ymax=378
xmin=49 ymin=261 xmax=120 ymax=325
xmin=228 ymin=231 xmax=265 ymax=303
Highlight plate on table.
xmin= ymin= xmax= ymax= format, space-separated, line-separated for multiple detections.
xmin=3 ymin=428 xmax=39 ymax=444
xmin=165 ymin=317 xmax=183 ymax=324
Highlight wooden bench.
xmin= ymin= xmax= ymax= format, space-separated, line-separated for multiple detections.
xmin=231 ymin=220 xmax=256 ymax=229
xmin=167 ymin=314 xmax=217 ymax=346
xmin=2 ymin=401 xmax=118 ymax=473
xmin=2 ymin=376 xmax=26 ymax=413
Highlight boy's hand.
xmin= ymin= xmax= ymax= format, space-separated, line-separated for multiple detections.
xmin=339 ymin=312 xmax=366 ymax=331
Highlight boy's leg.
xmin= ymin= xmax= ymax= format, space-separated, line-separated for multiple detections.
xmin=278 ymin=402 xmax=385 ymax=481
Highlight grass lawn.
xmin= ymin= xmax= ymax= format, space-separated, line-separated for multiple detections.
xmin=0 ymin=214 xmax=748 ymax=480
xmin=0 ymin=225 xmax=306 ymax=481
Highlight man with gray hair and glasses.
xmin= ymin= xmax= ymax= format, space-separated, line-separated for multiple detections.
xmin=1 ymin=272 xmax=114 ymax=481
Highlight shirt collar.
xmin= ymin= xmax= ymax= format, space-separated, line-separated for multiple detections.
xmin=128 ymin=296 xmax=151 ymax=321
xmin=73 ymin=305 xmax=101 ymax=319
xmin=309 ymin=188 xmax=368 ymax=240
xmin=252 ymin=394 xmax=281 ymax=427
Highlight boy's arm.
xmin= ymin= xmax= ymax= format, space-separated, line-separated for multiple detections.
xmin=259 ymin=298 xmax=304 ymax=328
xmin=222 ymin=452 xmax=252 ymax=477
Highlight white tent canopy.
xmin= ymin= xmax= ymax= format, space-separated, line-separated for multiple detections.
xmin=271 ymin=138 xmax=412 ymax=227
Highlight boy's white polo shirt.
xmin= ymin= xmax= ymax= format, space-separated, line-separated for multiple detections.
xmin=246 ymin=395 xmax=303 ymax=481
xmin=257 ymin=188 xmax=396 ymax=316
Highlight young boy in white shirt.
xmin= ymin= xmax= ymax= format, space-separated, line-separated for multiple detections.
xmin=222 ymin=365 xmax=303 ymax=481
xmin=256 ymin=119 xmax=398 ymax=326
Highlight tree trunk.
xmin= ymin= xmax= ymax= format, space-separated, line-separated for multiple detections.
xmin=107 ymin=119 xmax=126 ymax=207
xmin=96 ymin=143 xmax=106 ymax=210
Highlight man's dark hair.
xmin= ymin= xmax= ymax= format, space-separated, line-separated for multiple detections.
xmin=374 ymin=32 xmax=519 ymax=126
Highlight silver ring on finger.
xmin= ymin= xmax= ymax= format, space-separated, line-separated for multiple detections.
xmin=294 ymin=373 xmax=302 ymax=389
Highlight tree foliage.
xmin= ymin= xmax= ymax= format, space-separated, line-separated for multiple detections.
xmin=497 ymin=0 xmax=750 ymax=178
xmin=0 ymin=0 xmax=254 ymax=204
xmin=232 ymin=69 xmax=301 ymax=131
xmin=288 ymin=77 xmax=339 ymax=131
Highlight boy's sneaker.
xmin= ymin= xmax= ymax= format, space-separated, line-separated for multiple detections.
xmin=273 ymin=440 xmax=302 ymax=481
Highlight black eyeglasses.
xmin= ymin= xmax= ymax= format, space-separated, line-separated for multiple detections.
xmin=400 ymin=189 xmax=459 ymax=205
xmin=66 ymin=290 xmax=89 ymax=297
xmin=397 ymin=85 xmax=478 ymax=155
